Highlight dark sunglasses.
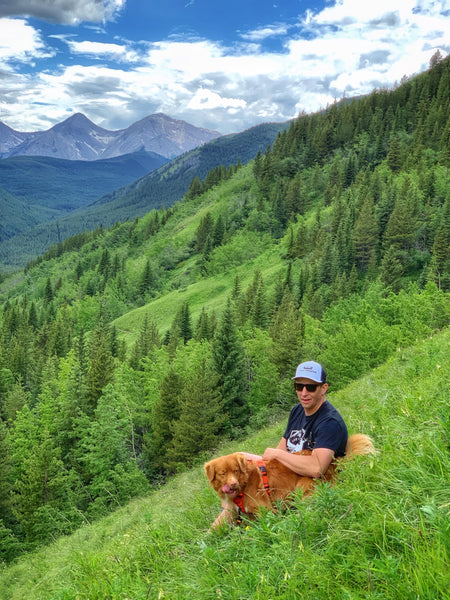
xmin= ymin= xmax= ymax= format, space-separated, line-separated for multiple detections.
xmin=294 ymin=382 xmax=321 ymax=392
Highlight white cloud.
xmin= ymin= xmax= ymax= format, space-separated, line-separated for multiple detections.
xmin=0 ymin=18 xmax=49 ymax=63
xmin=241 ymin=24 xmax=289 ymax=42
xmin=0 ymin=0 xmax=449 ymax=134
xmin=65 ymin=39 xmax=139 ymax=62
xmin=187 ymin=89 xmax=247 ymax=110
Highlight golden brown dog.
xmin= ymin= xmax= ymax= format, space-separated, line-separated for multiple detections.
xmin=204 ymin=434 xmax=374 ymax=518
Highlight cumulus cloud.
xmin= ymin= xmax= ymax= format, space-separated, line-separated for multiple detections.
xmin=187 ymin=89 xmax=247 ymax=110
xmin=0 ymin=0 xmax=449 ymax=134
xmin=0 ymin=0 xmax=125 ymax=25
xmin=0 ymin=18 xmax=49 ymax=63
xmin=64 ymin=39 xmax=139 ymax=62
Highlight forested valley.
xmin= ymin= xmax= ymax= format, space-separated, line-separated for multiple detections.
xmin=0 ymin=54 xmax=449 ymax=564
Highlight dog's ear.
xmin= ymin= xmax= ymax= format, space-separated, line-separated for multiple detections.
xmin=236 ymin=453 xmax=248 ymax=473
xmin=204 ymin=461 xmax=215 ymax=482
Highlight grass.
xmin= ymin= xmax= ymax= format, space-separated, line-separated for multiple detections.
xmin=1 ymin=328 xmax=449 ymax=600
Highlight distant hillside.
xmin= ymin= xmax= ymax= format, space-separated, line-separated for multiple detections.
xmin=0 ymin=113 xmax=221 ymax=161
xmin=0 ymin=151 xmax=168 ymax=244
xmin=0 ymin=120 xmax=289 ymax=268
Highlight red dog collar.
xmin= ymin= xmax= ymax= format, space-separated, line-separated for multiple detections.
xmin=233 ymin=460 xmax=270 ymax=513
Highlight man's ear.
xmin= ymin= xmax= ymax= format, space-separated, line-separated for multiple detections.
xmin=204 ymin=461 xmax=215 ymax=482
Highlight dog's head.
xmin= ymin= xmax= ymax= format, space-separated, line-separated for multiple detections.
xmin=204 ymin=453 xmax=249 ymax=500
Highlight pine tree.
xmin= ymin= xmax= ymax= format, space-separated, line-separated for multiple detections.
xmin=166 ymin=359 xmax=225 ymax=469
xmin=85 ymin=323 xmax=115 ymax=414
xmin=353 ymin=195 xmax=379 ymax=272
xmin=269 ymin=291 xmax=304 ymax=378
xmin=196 ymin=307 xmax=213 ymax=341
xmin=250 ymin=279 xmax=268 ymax=329
xmin=187 ymin=175 xmax=203 ymax=199
xmin=386 ymin=136 xmax=403 ymax=172
xmin=44 ymin=278 xmax=53 ymax=305
xmin=212 ymin=299 xmax=248 ymax=429
xmin=380 ymin=246 xmax=404 ymax=293
xmin=140 ymin=259 xmax=154 ymax=297
xmin=196 ymin=213 xmax=214 ymax=251
xmin=145 ymin=369 xmax=182 ymax=472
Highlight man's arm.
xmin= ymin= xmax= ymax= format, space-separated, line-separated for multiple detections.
xmin=263 ymin=439 xmax=334 ymax=478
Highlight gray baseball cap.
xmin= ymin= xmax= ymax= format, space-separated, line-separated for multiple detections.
xmin=292 ymin=361 xmax=326 ymax=383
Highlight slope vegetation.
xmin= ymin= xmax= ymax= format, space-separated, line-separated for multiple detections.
xmin=0 ymin=329 xmax=448 ymax=600
xmin=0 ymin=56 xmax=449 ymax=579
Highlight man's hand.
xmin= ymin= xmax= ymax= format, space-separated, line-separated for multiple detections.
xmin=262 ymin=447 xmax=282 ymax=461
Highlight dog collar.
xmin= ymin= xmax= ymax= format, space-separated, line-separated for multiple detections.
xmin=232 ymin=460 xmax=271 ymax=513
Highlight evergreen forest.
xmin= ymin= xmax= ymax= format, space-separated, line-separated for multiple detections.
xmin=0 ymin=54 xmax=449 ymax=594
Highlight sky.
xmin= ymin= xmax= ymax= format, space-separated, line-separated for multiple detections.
xmin=0 ymin=0 xmax=449 ymax=135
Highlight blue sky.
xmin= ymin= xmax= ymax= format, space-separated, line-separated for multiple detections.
xmin=0 ymin=0 xmax=449 ymax=134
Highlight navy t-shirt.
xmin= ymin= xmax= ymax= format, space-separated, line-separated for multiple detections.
xmin=283 ymin=400 xmax=348 ymax=457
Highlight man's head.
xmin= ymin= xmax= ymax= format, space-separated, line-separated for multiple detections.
xmin=292 ymin=361 xmax=328 ymax=415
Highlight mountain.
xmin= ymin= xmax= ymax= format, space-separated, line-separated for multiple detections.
xmin=0 ymin=121 xmax=30 ymax=155
xmin=0 ymin=113 xmax=221 ymax=161
xmin=0 ymin=120 xmax=289 ymax=267
xmin=100 ymin=113 xmax=222 ymax=159
xmin=0 ymin=151 xmax=168 ymax=245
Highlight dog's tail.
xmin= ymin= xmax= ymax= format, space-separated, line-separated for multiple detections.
xmin=345 ymin=433 xmax=376 ymax=458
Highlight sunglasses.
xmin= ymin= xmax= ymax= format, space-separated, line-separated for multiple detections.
xmin=294 ymin=382 xmax=321 ymax=392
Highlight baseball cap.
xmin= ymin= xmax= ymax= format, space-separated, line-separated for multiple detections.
xmin=291 ymin=361 xmax=326 ymax=383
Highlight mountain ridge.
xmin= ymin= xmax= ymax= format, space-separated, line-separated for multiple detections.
xmin=0 ymin=112 xmax=221 ymax=161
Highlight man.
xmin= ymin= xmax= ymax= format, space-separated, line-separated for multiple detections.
xmin=262 ymin=360 xmax=348 ymax=478
xmin=208 ymin=360 xmax=347 ymax=530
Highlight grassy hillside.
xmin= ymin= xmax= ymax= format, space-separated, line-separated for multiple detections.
xmin=0 ymin=57 xmax=449 ymax=573
xmin=0 ymin=329 xmax=448 ymax=600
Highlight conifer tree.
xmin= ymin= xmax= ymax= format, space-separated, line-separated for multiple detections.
xmin=212 ymin=299 xmax=248 ymax=429
xmin=353 ymin=195 xmax=379 ymax=272
xmin=380 ymin=246 xmax=404 ymax=293
xmin=140 ymin=259 xmax=154 ymax=297
xmin=44 ymin=278 xmax=53 ymax=304
xmin=11 ymin=431 xmax=74 ymax=543
xmin=269 ymin=291 xmax=304 ymax=378
xmin=386 ymin=136 xmax=403 ymax=172
xmin=196 ymin=307 xmax=213 ymax=341
xmin=196 ymin=213 xmax=214 ymax=251
xmin=85 ymin=323 xmax=115 ymax=414
xmin=145 ymin=369 xmax=183 ymax=472
xmin=166 ymin=358 xmax=225 ymax=469
xmin=0 ymin=420 xmax=13 ymax=526
xmin=187 ymin=175 xmax=203 ymax=199
xmin=250 ymin=279 xmax=268 ymax=329
xmin=253 ymin=150 xmax=263 ymax=180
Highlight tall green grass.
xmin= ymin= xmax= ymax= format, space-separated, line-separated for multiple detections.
xmin=1 ymin=328 xmax=449 ymax=600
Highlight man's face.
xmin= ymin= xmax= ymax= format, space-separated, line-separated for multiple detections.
xmin=294 ymin=378 xmax=328 ymax=415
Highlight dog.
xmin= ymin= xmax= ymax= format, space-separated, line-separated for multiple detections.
xmin=204 ymin=434 xmax=375 ymax=519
